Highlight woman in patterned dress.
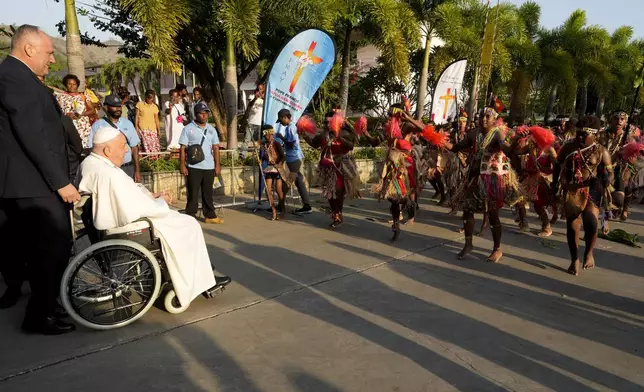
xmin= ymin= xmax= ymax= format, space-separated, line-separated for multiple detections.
xmin=136 ymin=89 xmax=161 ymax=155
xmin=55 ymin=74 xmax=97 ymax=147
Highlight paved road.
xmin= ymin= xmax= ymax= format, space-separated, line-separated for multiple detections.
xmin=1 ymin=193 xmax=643 ymax=391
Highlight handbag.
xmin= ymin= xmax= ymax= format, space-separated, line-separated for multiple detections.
xmin=186 ymin=129 xmax=207 ymax=165
xmin=174 ymin=104 xmax=190 ymax=126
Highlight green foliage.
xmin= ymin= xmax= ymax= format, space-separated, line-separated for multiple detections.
xmin=351 ymin=147 xmax=386 ymax=160
xmin=348 ymin=64 xmax=406 ymax=117
xmin=96 ymin=57 xmax=157 ymax=94
xmin=302 ymin=147 xmax=321 ymax=164
xmin=140 ymin=157 xmax=181 ymax=172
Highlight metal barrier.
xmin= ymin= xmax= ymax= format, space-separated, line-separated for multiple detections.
xmin=138 ymin=146 xmax=384 ymax=211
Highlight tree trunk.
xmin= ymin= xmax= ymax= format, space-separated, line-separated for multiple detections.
xmin=577 ymin=83 xmax=588 ymax=119
xmin=545 ymin=84 xmax=557 ymax=123
xmin=338 ymin=24 xmax=352 ymax=113
xmin=224 ymin=32 xmax=238 ymax=149
xmin=65 ymin=0 xmax=85 ymax=90
xmin=508 ymin=69 xmax=530 ymax=126
xmin=416 ymin=31 xmax=432 ymax=120
xmin=595 ymin=96 xmax=605 ymax=118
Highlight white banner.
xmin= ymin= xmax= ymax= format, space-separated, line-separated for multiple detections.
xmin=430 ymin=59 xmax=467 ymax=125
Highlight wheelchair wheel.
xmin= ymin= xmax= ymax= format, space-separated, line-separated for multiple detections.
xmin=60 ymin=239 xmax=162 ymax=330
xmin=163 ymin=289 xmax=189 ymax=314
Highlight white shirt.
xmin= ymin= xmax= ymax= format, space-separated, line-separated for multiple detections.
xmin=248 ymin=95 xmax=264 ymax=126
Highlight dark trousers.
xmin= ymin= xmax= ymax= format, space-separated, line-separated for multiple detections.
xmin=186 ymin=167 xmax=217 ymax=219
xmin=0 ymin=209 xmax=26 ymax=291
xmin=121 ymin=162 xmax=134 ymax=179
xmin=0 ymin=195 xmax=71 ymax=320
xmin=286 ymin=159 xmax=311 ymax=207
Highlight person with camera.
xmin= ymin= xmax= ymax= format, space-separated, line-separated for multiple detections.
xmin=179 ymin=102 xmax=223 ymax=224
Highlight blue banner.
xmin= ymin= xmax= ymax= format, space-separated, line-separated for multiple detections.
xmin=263 ymin=29 xmax=336 ymax=125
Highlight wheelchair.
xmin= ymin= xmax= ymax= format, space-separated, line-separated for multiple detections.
xmin=60 ymin=195 xmax=223 ymax=331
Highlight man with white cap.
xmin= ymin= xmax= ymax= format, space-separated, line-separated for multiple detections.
xmin=77 ymin=126 xmax=231 ymax=310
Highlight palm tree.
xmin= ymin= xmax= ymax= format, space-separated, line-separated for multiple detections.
xmin=65 ymin=0 xmax=87 ymax=89
xmin=505 ymin=1 xmax=541 ymax=125
xmin=219 ymin=0 xmax=261 ymax=149
xmin=403 ymin=0 xmax=446 ymax=120
xmin=334 ymin=0 xmax=420 ymax=112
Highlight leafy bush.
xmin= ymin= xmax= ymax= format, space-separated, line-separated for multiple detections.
xmin=140 ymin=157 xmax=181 ymax=172
xmin=352 ymin=147 xmax=386 ymax=160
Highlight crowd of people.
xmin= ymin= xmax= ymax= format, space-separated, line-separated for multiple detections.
xmin=1 ymin=23 xmax=643 ymax=336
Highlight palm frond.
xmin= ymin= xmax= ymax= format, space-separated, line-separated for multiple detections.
xmin=121 ymin=0 xmax=190 ymax=73
xmin=218 ymin=0 xmax=261 ymax=61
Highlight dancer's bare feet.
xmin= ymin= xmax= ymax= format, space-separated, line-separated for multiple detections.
xmin=567 ymin=259 xmax=581 ymax=276
xmin=550 ymin=213 xmax=558 ymax=225
xmin=447 ymin=209 xmax=458 ymax=216
xmin=437 ymin=197 xmax=446 ymax=206
xmin=537 ymin=226 xmax=552 ymax=237
xmin=620 ymin=210 xmax=628 ymax=221
xmin=475 ymin=230 xmax=486 ymax=237
xmin=519 ymin=222 xmax=530 ymax=233
xmin=486 ymin=248 xmax=503 ymax=263
xmin=404 ymin=217 xmax=414 ymax=225
xmin=583 ymin=254 xmax=595 ymax=270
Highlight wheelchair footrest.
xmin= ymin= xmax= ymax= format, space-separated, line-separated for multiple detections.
xmin=202 ymin=285 xmax=225 ymax=299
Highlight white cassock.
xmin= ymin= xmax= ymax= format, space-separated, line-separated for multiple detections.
xmin=77 ymin=153 xmax=216 ymax=306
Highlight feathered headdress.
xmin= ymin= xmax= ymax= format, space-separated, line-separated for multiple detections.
xmin=296 ymin=116 xmax=317 ymax=135
xmin=528 ymin=126 xmax=555 ymax=150
xmin=621 ymin=142 xmax=644 ymax=160
xmin=384 ymin=116 xmax=402 ymax=139
xmin=329 ymin=112 xmax=345 ymax=136
xmin=420 ymin=124 xmax=449 ymax=148
xmin=354 ymin=116 xmax=368 ymax=136
xmin=401 ymin=95 xmax=411 ymax=113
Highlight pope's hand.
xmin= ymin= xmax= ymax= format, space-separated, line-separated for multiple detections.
xmin=58 ymin=184 xmax=81 ymax=204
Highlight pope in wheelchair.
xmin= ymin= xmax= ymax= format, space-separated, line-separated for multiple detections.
xmin=60 ymin=126 xmax=231 ymax=330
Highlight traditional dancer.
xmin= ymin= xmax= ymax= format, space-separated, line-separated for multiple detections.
xmin=260 ymin=125 xmax=289 ymax=220
xmin=551 ymin=116 xmax=613 ymax=276
xmin=407 ymin=104 xmax=523 ymax=262
xmin=300 ymin=112 xmax=361 ymax=228
xmin=598 ymin=110 xmax=639 ymax=220
xmin=445 ymin=110 xmax=470 ymax=214
xmin=373 ymin=104 xmax=414 ymax=241
xmin=516 ymin=127 xmax=558 ymax=236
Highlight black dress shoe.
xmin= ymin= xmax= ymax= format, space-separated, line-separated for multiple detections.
xmin=214 ymin=275 xmax=232 ymax=288
xmin=0 ymin=288 xmax=21 ymax=309
xmin=22 ymin=317 xmax=76 ymax=335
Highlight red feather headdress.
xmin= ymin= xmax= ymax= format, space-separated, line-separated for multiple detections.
xmin=384 ymin=116 xmax=402 ymax=139
xmin=354 ymin=116 xmax=368 ymax=136
xmin=528 ymin=126 xmax=555 ymax=149
xmin=621 ymin=142 xmax=644 ymax=160
xmin=296 ymin=116 xmax=317 ymax=135
xmin=329 ymin=112 xmax=345 ymax=136
xmin=420 ymin=124 xmax=448 ymax=147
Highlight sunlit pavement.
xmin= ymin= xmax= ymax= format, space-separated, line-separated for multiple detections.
xmin=1 ymin=193 xmax=643 ymax=391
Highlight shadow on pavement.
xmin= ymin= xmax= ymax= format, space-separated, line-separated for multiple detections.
xmin=208 ymin=231 xmax=642 ymax=391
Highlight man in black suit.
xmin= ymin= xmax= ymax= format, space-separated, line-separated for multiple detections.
xmin=0 ymin=25 xmax=81 ymax=335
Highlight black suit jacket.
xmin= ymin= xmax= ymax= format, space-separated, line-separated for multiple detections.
xmin=0 ymin=56 xmax=70 ymax=198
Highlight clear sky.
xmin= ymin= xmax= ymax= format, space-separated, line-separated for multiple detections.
xmin=2 ymin=0 xmax=643 ymax=41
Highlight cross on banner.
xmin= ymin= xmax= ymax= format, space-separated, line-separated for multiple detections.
xmin=440 ymin=88 xmax=456 ymax=120
xmin=290 ymin=42 xmax=324 ymax=93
